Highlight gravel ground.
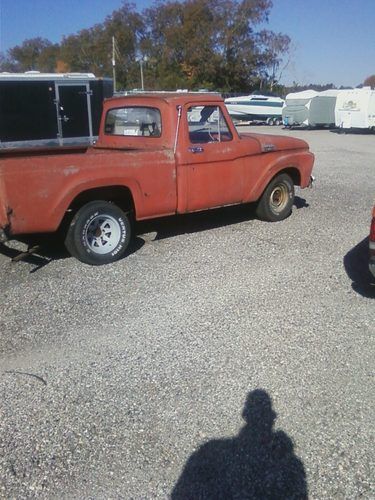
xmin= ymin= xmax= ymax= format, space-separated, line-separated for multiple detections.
xmin=0 ymin=126 xmax=374 ymax=499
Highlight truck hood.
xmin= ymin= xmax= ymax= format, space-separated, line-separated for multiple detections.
xmin=240 ymin=133 xmax=309 ymax=153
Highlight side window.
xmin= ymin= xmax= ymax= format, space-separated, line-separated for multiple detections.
xmin=105 ymin=106 xmax=161 ymax=137
xmin=187 ymin=105 xmax=233 ymax=144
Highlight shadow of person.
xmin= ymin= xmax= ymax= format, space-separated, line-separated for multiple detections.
xmin=343 ymin=237 xmax=375 ymax=298
xmin=172 ymin=390 xmax=307 ymax=499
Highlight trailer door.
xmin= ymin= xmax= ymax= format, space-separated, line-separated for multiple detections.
xmin=56 ymin=83 xmax=93 ymax=144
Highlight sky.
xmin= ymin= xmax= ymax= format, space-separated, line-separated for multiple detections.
xmin=0 ymin=0 xmax=374 ymax=88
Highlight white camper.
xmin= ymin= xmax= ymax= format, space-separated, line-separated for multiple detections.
xmin=282 ymin=90 xmax=319 ymax=126
xmin=308 ymin=89 xmax=340 ymax=127
xmin=335 ymin=87 xmax=375 ymax=130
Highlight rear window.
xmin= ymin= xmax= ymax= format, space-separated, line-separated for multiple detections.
xmin=105 ymin=107 xmax=162 ymax=137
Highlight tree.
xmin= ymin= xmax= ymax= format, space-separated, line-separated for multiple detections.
xmin=364 ymin=75 xmax=375 ymax=88
xmin=143 ymin=0 xmax=276 ymax=91
xmin=0 ymin=0 xmax=291 ymax=92
xmin=257 ymin=30 xmax=291 ymax=91
xmin=0 ymin=52 xmax=19 ymax=72
xmin=59 ymin=2 xmax=145 ymax=88
xmin=7 ymin=38 xmax=59 ymax=71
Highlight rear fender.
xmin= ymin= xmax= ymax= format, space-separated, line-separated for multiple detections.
xmin=51 ymin=178 xmax=142 ymax=232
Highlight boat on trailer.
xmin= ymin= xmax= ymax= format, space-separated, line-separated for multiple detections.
xmin=224 ymin=94 xmax=284 ymax=124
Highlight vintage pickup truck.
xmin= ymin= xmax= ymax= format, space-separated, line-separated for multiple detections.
xmin=0 ymin=93 xmax=314 ymax=265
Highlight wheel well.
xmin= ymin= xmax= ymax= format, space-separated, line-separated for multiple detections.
xmin=280 ymin=167 xmax=301 ymax=186
xmin=58 ymin=185 xmax=135 ymax=234
xmin=69 ymin=186 xmax=135 ymax=214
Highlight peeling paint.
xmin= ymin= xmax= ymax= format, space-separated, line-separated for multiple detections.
xmin=263 ymin=144 xmax=276 ymax=152
xmin=63 ymin=166 xmax=79 ymax=176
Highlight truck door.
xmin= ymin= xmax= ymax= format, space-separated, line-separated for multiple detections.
xmin=55 ymin=83 xmax=93 ymax=144
xmin=179 ymin=104 xmax=246 ymax=212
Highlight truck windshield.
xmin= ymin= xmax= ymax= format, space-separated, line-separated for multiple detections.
xmin=105 ymin=106 xmax=162 ymax=137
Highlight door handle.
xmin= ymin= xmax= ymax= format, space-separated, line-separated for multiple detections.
xmin=188 ymin=146 xmax=204 ymax=153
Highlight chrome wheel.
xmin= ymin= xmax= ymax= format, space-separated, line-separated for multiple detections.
xmin=84 ymin=214 xmax=122 ymax=254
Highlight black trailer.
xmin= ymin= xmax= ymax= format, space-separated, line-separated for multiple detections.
xmin=0 ymin=72 xmax=113 ymax=149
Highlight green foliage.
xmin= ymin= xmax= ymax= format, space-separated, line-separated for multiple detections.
xmin=0 ymin=0 xmax=292 ymax=92
xmin=3 ymin=38 xmax=60 ymax=72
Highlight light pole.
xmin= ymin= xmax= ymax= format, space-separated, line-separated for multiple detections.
xmin=138 ymin=56 xmax=148 ymax=90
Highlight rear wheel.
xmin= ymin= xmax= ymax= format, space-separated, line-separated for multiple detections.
xmin=256 ymin=173 xmax=295 ymax=222
xmin=65 ymin=201 xmax=131 ymax=265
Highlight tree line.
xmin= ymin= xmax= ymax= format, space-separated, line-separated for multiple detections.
xmin=0 ymin=0 xmax=292 ymax=93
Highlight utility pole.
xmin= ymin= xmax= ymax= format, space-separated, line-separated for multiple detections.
xmin=112 ymin=36 xmax=116 ymax=93
xmin=140 ymin=59 xmax=144 ymax=90
xmin=138 ymin=56 xmax=148 ymax=90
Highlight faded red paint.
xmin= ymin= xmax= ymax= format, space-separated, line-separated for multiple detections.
xmin=0 ymin=93 xmax=314 ymax=239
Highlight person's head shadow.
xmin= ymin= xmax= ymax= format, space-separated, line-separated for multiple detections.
xmin=172 ymin=389 xmax=307 ymax=499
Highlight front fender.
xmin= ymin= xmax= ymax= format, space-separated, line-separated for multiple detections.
xmin=244 ymin=150 xmax=314 ymax=202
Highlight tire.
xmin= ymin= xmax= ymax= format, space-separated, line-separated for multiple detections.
xmin=256 ymin=173 xmax=295 ymax=222
xmin=64 ymin=201 xmax=131 ymax=265
xmin=274 ymin=118 xmax=281 ymax=126
xmin=266 ymin=117 xmax=273 ymax=126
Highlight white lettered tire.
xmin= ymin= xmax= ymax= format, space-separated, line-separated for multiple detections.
xmin=65 ymin=201 xmax=131 ymax=265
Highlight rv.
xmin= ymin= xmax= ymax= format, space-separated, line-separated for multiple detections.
xmin=308 ymin=90 xmax=340 ymax=128
xmin=282 ymin=90 xmax=319 ymax=127
xmin=335 ymin=87 xmax=375 ymax=130
xmin=0 ymin=72 xmax=113 ymax=149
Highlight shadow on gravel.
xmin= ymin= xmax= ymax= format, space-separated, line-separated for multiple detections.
xmin=344 ymin=237 xmax=375 ymax=298
xmin=0 ymin=236 xmax=144 ymax=272
xmin=172 ymin=390 xmax=307 ymax=500
xmin=330 ymin=128 xmax=375 ymax=135
xmin=137 ymin=199 xmax=308 ymax=241
xmin=136 ymin=204 xmax=256 ymax=241
xmin=0 ymin=199 xmax=309 ymax=269
xmin=294 ymin=196 xmax=309 ymax=209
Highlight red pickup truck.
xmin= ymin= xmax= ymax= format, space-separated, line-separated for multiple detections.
xmin=0 ymin=93 xmax=314 ymax=265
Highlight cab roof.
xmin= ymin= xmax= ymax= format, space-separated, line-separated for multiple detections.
xmin=105 ymin=92 xmax=223 ymax=106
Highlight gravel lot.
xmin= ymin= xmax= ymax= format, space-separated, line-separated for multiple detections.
xmin=0 ymin=126 xmax=374 ymax=499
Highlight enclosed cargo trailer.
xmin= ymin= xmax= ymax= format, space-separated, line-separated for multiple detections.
xmin=0 ymin=72 xmax=113 ymax=149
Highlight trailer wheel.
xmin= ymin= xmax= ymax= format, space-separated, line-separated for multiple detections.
xmin=256 ymin=173 xmax=294 ymax=222
xmin=65 ymin=201 xmax=131 ymax=265
xmin=274 ymin=118 xmax=281 ymax=126
xmin=266 ymin=117 xmax=274 ymax=126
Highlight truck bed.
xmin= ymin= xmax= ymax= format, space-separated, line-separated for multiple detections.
xmin=0 ymin=144 xmax=89 ymax=159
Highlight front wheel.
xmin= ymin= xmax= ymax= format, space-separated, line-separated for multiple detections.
xmin=256 ymin=173 xmax=295 ymax=222
xmin=65 ymin=201 xmax=131 ymax=265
